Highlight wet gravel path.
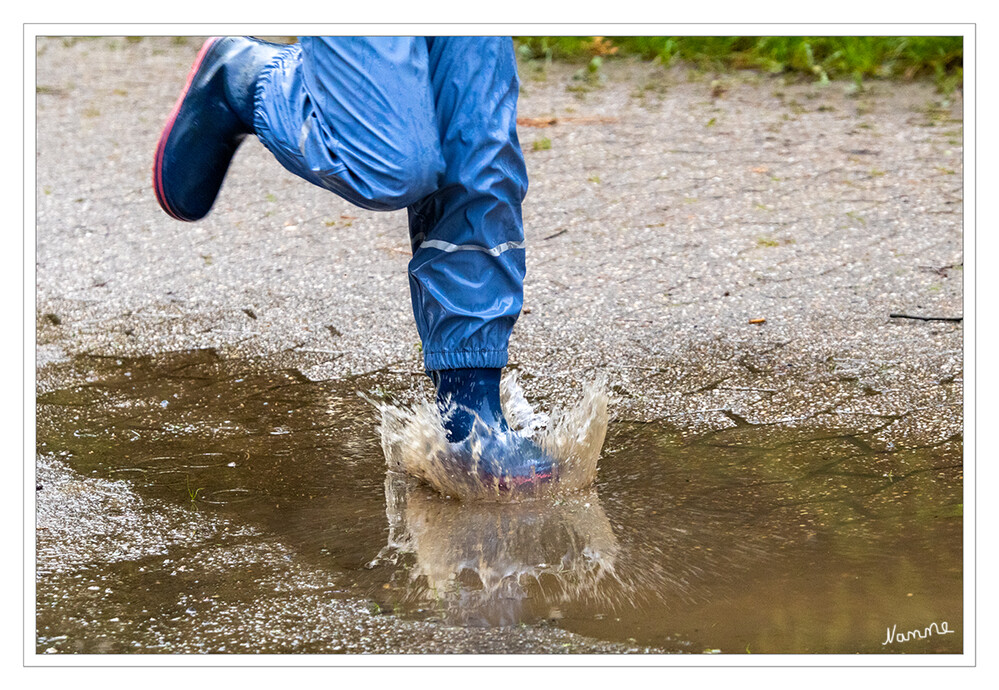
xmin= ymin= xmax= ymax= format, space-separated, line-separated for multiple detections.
xmin=35 ymin=37 xmax=963 ymax=440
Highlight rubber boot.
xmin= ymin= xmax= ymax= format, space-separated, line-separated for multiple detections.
xmin=153 ymin=37 xmax=283 ymax=222
xmin=432 ymin=368 xmax=555 ymax=488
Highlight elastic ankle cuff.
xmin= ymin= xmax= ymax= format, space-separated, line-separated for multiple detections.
xmin=424 ymin=349 xmax=508 ymax=371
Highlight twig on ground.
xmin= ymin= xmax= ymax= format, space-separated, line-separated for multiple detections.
xmin=889 ymin=313 xmax=963 ymax=322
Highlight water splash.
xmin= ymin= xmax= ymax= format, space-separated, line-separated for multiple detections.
xmin=374 ymin=372 xmax=611 ymax=501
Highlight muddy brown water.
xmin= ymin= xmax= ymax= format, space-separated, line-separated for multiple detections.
xmin=35 ymin=350 xmax=963 ymax=654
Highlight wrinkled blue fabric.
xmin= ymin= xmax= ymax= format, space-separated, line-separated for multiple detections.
xmin=254 ymin=37 xmax=527 ymax=371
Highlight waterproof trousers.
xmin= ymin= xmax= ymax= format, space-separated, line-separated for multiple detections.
xmin=253 ymin=37 xmax=528 ymax=371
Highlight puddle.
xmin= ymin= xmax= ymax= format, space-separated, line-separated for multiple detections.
xmin=36 ymin=350 xmax=963 ymax=654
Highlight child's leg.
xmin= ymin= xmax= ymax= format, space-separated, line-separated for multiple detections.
xmin=406 ymin=38 xmax=552 ymax=484
xmin=406 ymin=36 xmax=529 ymax=372
xmin=255 ymin=37 xmax=445 ymax=211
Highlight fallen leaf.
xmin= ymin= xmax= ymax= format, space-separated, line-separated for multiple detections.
xmin=518 ymin=117 xmax=559 ymax=128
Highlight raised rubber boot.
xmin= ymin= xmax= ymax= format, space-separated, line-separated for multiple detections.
xmin=432 ymin=368 xmax=555 ymax=489
xmin=153 ymin=37 xmax=282 ymax=222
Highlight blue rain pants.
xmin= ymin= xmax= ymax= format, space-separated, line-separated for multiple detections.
xmin=253 ymin=37 xmax=528 ymax=371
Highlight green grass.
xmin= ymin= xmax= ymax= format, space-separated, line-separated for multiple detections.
xmin=532 ymin=136 xmax=552 ymax=151
xmin=515 ymin=36 xmax=962 ymax=91
xmin=186 ymin=475 xmax=204 ymax=510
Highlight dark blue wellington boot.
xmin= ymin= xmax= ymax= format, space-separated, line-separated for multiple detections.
xmin=432 ymin=368 xmax=556 ymax=489
xmin=153 ymin=37 xmax=282 ymax=222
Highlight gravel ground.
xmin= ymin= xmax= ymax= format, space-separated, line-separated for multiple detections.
xmin=32 ymin=36 xmax=964 ymax=655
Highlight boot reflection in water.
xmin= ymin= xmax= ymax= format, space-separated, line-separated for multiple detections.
xmin=153 ymin=36 xmax=554 ymax=487
xmin=373 ymin=474 xmax=621 ymax=626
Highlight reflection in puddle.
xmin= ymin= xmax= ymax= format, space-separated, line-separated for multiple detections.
xmin=36 ymin=350 xmax=963 ymax=653
xmin=372 ymin=475 xmax=623 ymax=626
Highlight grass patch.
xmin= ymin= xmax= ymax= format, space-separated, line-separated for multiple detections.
xmin=515 ymin=36 xmax=962 ymax=91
